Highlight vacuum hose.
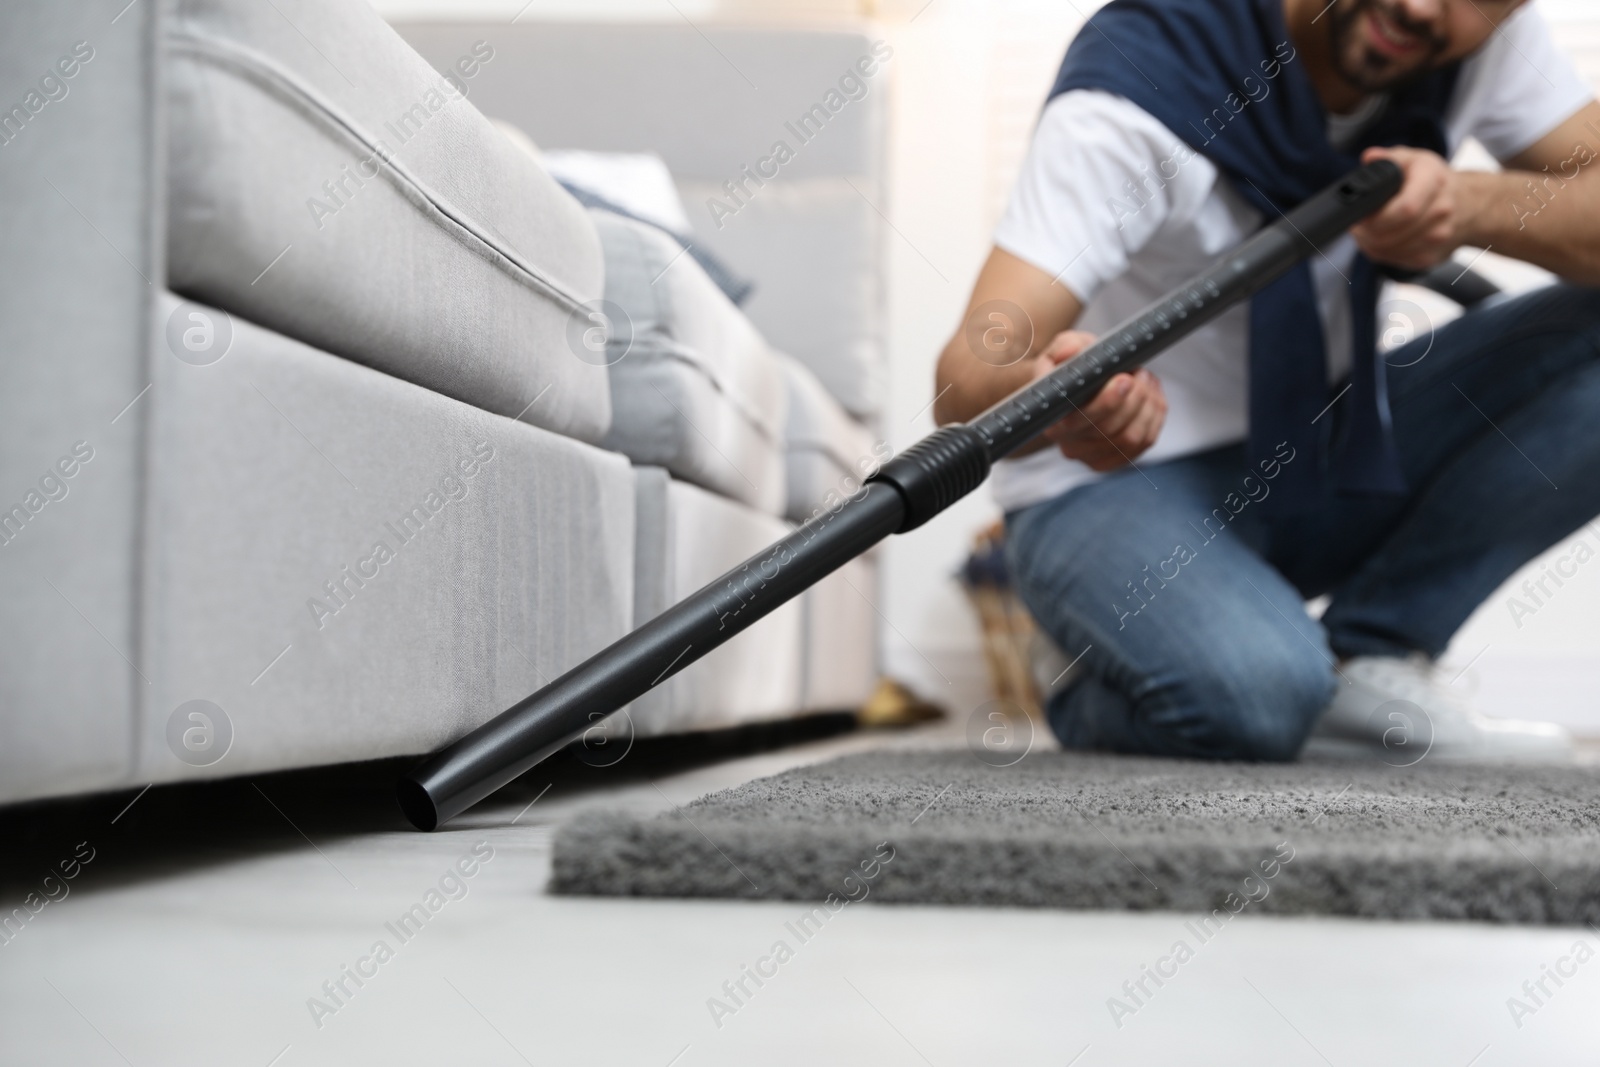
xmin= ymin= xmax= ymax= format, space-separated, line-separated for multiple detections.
xmin=397 ymin=160 xmax=1404 ymax=830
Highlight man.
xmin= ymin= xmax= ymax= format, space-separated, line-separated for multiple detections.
xmin=936 ymin=0 xmax=1600 ymax=760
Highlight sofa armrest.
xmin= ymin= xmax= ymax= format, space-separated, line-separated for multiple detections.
xmin=0 ymin=0 xmax=162 ymax=802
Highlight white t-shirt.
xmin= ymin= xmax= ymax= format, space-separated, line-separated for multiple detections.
xmin=990 ymin=3 xmax=1593 ymax=513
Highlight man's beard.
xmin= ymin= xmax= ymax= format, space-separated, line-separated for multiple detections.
xmin=1327 ymin=0 xmax=1450 ymax=94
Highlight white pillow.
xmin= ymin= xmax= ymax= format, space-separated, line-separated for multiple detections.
xmin=537 ymin=148 xmax=693 ymax=235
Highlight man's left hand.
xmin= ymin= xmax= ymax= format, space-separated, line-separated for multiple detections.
xmin=1350 ymin=145 xmax=1466 ymax=271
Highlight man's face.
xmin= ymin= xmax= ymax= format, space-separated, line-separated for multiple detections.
xmin=1326 ymin=0 xmax=1526 ymax=92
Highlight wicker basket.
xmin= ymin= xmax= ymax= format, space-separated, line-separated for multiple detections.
xmin=958 ymin=521 xmax=1045 ymax=720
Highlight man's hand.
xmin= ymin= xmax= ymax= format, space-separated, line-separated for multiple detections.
xmin=1350 ymin=145 xmax=1467 ymax=271
xmin=1031 ymin=330 xmax=1167 ymax=471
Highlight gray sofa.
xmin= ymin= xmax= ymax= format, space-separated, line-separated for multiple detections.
xmin=0 ymin=0 xmax=886 ymax=805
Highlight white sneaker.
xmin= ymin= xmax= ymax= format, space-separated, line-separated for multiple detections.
xmin=1313 ymin=653 xmax=1573 ymax=764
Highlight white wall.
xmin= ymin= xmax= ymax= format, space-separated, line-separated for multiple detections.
xmin=868 ymin=1 xmax=1089 ymax=717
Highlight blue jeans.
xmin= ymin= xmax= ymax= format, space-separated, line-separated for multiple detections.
xmin=1005 ymin=284 xmax=1600 ymax=761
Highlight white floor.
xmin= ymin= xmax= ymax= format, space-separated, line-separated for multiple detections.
xmin=3 ymin=720 xmax=1597 ymax=1067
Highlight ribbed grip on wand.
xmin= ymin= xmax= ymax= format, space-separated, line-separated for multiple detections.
xmin=869 ymin=424 xmax=991 ymax=532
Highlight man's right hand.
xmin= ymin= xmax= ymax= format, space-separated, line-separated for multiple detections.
xmin=1030 ymin=330 xmax=1167 ymax=472
xmin=933 ymin=247 xmax=1167 ymax=468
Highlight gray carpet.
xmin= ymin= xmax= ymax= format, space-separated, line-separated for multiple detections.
xmin=550 ymin=750 xmax=1600 ymax=924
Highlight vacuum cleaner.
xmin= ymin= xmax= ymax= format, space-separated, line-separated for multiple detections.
xmin=397 ymin=159 xmax=1410 ymax=831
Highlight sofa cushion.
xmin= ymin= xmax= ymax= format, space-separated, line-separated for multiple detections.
xmin=778 ymin=354 xmax=883 ymax=524
xmin=165 ymin=0 xmax=610 ymax=443
xmin=593 ymin=210 xmax=787 ymax=516
xmin=630 ymin=469 xmax=802 ymax=735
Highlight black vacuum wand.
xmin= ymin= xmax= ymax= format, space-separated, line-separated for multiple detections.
xmin=398 ymin=160 xmax=1404 ymax=831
